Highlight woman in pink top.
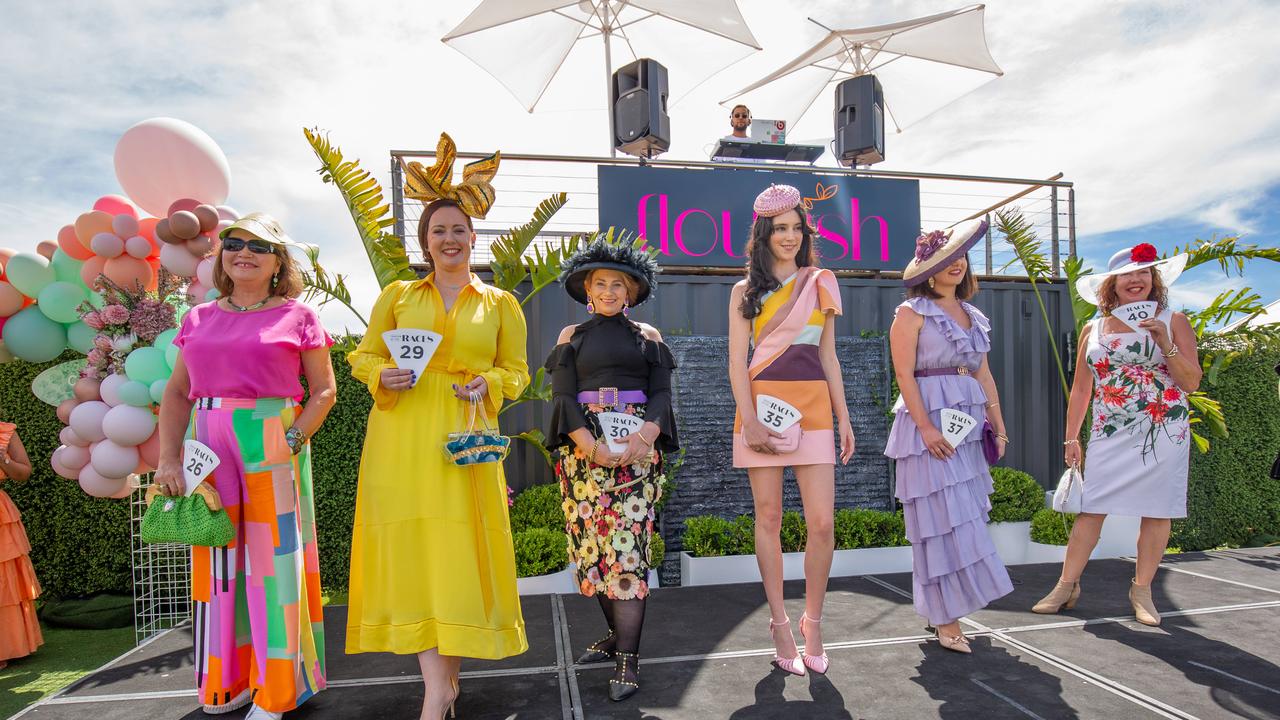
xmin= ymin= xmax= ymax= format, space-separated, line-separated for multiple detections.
xmin=154 ymin=213 xmax=337 ymax=720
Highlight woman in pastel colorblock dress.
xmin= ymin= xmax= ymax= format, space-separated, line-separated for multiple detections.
xmin=155 ymin=213 xmax=336 ymax=719
xmin=1033 ymin=244 xmax=1198 ymax=626
xmin=728 ymin=185 xmax=855 ymax=677
xmin=885 ymin=220 xmax=1013 ymax=654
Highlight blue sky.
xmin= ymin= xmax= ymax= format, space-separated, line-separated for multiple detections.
xmin=2 ymin=0 xmax=1277 ymax=333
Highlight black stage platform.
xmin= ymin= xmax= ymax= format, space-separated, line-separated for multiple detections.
xmin=15 ymin=548 xmax=1280 ymax=719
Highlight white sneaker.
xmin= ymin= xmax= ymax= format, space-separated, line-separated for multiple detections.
xmin=243 ymin=705 xmax=283 ymax=720
xmin=201 ymin=688 xmax=250 ymax=714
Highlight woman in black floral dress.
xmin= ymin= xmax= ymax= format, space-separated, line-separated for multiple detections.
xmin=545 ymin=238 xmax=678 ymax=702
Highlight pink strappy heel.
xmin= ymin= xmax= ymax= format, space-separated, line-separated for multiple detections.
xmin=768 ymin=617 xmax=806 ymax=676
xmin=799 ymin=613 xmax=830 ymax=674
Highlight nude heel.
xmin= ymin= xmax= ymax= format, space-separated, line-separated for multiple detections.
xmin=1032 ymin=580 xmax=1081 ymax=614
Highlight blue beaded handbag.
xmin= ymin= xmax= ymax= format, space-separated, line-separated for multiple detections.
xmin=444 ymin=391 xmax=511 ymax=466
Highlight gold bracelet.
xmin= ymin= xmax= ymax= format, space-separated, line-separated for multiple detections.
xmin=996 ymin=433 xmax=1009 ymax=443
xmin=637 ymin=430 xmax=656 ymax=448
xmin=1063 ymin=439 xmax=1080 ymax=446
xmin=986 ymin=401 xmax=1000 ymax=409
xmin=1164 ymin=344 xmax=1180 ymax=358
xmin=590 ymin=439 xmax=604 ymax=464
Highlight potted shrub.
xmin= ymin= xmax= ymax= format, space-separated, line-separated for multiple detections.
xmin=987 ymin=467 xmax=1043 ymax=565
xmin=511 ymin=483 xmax=575 ymax=594
xmin=679 ymin=508 xmax=912 ymax=586
xmin=1027 ymin=507 xmax=1075 ymax=563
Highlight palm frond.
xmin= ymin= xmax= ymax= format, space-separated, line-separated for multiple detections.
xmin=489 ymin=193 xmax=569 ymax=294
xmin=1199 ymin=323 xmax=1280 ymax=384
xmin=1168 ymin=235 xmax=1280 ymax=275
xmin=1185 ymin=287 xmax=1265 ymax=335
xmin=298 ymin=243 xmax=368 ymax=327
xmin=1063 ymin=255 xmax=1097 ymax=334
xmin=1187 ymin=390 xmax=1227 ymax=453
xmin=511 ymin=428 xmax=553 ymax=467
xmin=303 ymin=128 xmax=416 ymax=289
xmin=524 ymin=233 xmax=582 ymax=306
xmin=498 ymin=367 xmax=553 ymax=416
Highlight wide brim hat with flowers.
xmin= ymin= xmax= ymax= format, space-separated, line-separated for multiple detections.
xmin=902 ymin=218 xmax=988 ymax=287
xmin=560 ymin=235 xmax=660 ymax=306
xmin=1075 ymin=243 xmax=1187 ymax=306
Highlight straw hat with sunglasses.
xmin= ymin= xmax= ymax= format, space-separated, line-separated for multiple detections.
xmin=214 ymin=213 xmax=310 ymax=308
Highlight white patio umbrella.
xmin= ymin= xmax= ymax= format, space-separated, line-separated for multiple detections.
xmin=443 ymin=1 xmax=762 ymax=154
xmin=722 ymin=4 xmax=1003 ymax=149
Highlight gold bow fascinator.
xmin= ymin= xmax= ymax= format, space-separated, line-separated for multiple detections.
xmin=403 ymin=132 xmax=500 ymax=219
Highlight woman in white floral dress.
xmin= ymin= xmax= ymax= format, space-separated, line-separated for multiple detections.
xmin=1033 ymin=244 xmax=1201 ymax=625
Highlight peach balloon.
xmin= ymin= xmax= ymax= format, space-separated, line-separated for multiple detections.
xmin=0 ymin=247 xmax=15 ymax=266
xmin=159 ymin=242 xmax=199 ymax=277
xmin=103 ymin=255 xmax=155 ymax=291
xmin=80 ymin=255 xmax=108 ymax=290
xmin=36 ymin=241 xmax=57 ymax=259
xmin=93 ymin=195 xmax=138 ymax=218
xmin=114 ymin=118 xmax=231 ymax=217
xmin=137 ymin=428 xmax=161 ymax=469
xmin=138 ymin=217 xmax=160 ymax=244
xmin=111 ymin=214 xmax=140 ymax=239
xmin=73 ymin=377 xmax=102 ymax=402
xmin=110 ymin=477 xmax=137 ymax=499
xmin=0 ymin=281 xmax=23 ymax=316
xmin=57 ymin=398 xmax=79 ymax=424
xmin=79 ymin=466 xmax=128 ymax=497
xmin=125 ymin=236 xmax=152 ymax=259
xmin=74 ymin=211 xmax=114 ymax=246
xmin=195 ymin=257 xmax=216 ymax=288
xmin=57 ymin=224 xmax=95 ymax=260
xmin=91 ymin=232 xmax=125 ymax=258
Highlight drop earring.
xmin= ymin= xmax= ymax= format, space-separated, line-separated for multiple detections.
xmin=586 ymin=298 xmax=595 ymax=315
xmin=928 ymin=277 xmax=936 ymax=290
xmin=622 ymin=301 xmax=631 ymax=318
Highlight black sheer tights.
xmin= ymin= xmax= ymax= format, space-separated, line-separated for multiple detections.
xmin=595 ymin=596 xmax=645 ymax=684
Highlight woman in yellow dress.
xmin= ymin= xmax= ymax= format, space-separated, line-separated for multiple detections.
xmin=346 ymin=139 xmax=530 ymax=720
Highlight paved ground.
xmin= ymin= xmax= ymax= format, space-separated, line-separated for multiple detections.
xmin=13 ymin=548 xmax=1280 ymax=719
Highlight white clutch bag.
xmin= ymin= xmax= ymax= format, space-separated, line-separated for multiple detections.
xmin=1052 ymin=465 xmax=1083 ymax=514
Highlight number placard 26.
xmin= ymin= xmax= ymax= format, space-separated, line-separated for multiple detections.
xmin=181 ymin=439 xmax=220 ymax=496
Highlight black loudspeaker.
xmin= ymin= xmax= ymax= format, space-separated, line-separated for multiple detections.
xmin=612 ymin=58 xmax=670 ymax=158
xmin=834 ymin=74 xmax=885 ymax=166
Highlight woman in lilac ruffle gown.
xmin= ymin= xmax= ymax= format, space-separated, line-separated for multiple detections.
xmin=884 ymin=221 xmax=1013 ymax=653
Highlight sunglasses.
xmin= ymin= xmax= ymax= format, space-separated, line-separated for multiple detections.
xmin=221 ymin=237 xmax=276 ymax=254
xmin=732 ymin=113 xmax=751 ymax=119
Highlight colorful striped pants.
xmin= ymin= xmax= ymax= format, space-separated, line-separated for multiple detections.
xmin=189 ymin=397 xmax=325 ymax=713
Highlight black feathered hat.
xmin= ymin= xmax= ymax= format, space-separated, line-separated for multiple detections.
xmin=559 ymin=232 xmax=661 ymax=306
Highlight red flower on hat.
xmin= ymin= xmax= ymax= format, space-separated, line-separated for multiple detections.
xmin=1130 ymin=243 xmax=1158 ymax=263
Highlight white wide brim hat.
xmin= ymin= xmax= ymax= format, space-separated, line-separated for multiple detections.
xmin=1075 ymin=246 xmax=1188 ymax=306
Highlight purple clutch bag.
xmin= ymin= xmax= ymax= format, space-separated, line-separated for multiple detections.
xmin=981 ymin=420 xmax=1000 ymax=465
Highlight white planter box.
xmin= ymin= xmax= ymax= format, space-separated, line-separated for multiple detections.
xmin=516 ymin=566 xmax=660 ymax=595
xmin=988 ymin=521 xmax=1031 ymax=565
xmin=1025 ymin=541 xmax=1068 ymax=564
xmin=680 ymin=546 xmax=914 ymax=587
xmin=1092 ymin=515 xmax=1141 ymax=559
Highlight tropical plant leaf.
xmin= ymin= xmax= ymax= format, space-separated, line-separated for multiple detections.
xmin=1063 ymin=255 xmax=1096 ymax=335
xmin=1185 ymin=286 xmax=1266 ymax=335
xmin=525 ymin=233 xmax=582 ymax=305
xmin=489 ymin=193 xmax=568 ymax=294
xmin=303 ymin=127 xmax=416 ymax=289
xmin=511 ymin=428 xmax=553 ymax=467
xmin=499 ymin=367 xmax=553 ymax=417
xmin=1167 ymin=235 xmax=1280 ymax=275
xmin=1187 ymin=390 xmax=1227 ymax=453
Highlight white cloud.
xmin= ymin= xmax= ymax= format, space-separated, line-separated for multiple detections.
xmin=2 ymin=0 xmax=1278 ymax=331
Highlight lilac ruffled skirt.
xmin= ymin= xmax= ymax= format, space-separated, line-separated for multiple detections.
xmin=885 ymin=376 xmax=1013 ymax=626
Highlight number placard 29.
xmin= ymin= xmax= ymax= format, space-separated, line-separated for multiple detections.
xmin=181 ymin=439 xmax=220 ymax=496
xmin=383 ymin=329 xmax=443 ymax=378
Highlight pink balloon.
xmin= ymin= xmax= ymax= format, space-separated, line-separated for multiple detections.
xmin=0 ymin=247 xmax=15 ymax=267
xmin=79 ymin=465 xmax=128 ymax=497
xmin=167 ymin=198 xmax=202 ymax=216
xmin=110 ymin=478 xmax=137 ymax=499
xmin=215 ymin=205 xmax=240 ymax=222
xmin=60 ymin=442 xmax=91 ymax=470
xmin=60 ymin=425 xmax=89 ymax=447
xmin=91 ymin=439 xmax=140 ymax=479
xmin=90 ymin=232 xmax=125 ymax=258
xmin=111 ymin=214 xmax=140 ymax=239
xmin=0 ymin=281 xmax=23 ymax=317
xmin=36 ymin=241 xmax=57 ymax=259
xmin=57 ymin=224 xmax=95 ymax=261
xmin=52 ymin=448 xmax=80 ymax=480
xmin=73 ymin=377 xmax=102 ymax=402
xmin=93 ymin=195 xmax=139 ymax=218
xmin=125 ymin=235 xmax=152 ymax=259
xmin=70 ymin=400 xmax=110 ymax=442
xmin=103 ymin=404 xmax=157 ymax=446
xmin=57 ymin=398 xmax=79 ymax=424
xmin=137 ymin=429 xmax=161 ymax=469
xmin=187 ymin=281 xmax=211 ymax=304
xmin=113 ymin=118 xmax=230 ymax=217
xmin=159 ymin=242 xmax=200 ymax=277
xmin=99 ymin=373 xmax=128 ymax=406
xmin=195 ymin=257 xmax=216 ymax=287
xmin=103 ymin=255 xmax=154 ymax=291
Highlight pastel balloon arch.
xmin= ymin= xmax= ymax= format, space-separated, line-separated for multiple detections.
xmin=1 ymin=117 xmax=241 ymax=498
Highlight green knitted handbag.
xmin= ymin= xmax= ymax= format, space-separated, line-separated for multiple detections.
xmin=140 ymin=484 xmax=235 ymax=547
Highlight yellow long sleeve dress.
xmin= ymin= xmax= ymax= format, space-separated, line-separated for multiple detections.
xmin=345 ymin=274 xmax=531 ymax=659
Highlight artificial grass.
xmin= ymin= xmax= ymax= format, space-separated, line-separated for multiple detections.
xmin=0 ymin=622 xmax=135 ymax=720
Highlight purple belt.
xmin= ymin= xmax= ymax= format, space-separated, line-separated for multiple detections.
xmin=914 ymin=367 xmax=974 ymax=378
xmin=578 ymin=387 xmax=648 ymax=409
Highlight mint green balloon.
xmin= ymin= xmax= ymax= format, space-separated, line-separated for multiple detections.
xmin=165 ymin=342 xmax=179 ymax=369
xmin=50 ymin=249 xmax=84 ymax=284
xmin=85 ymin=290 xmax=106 ymax=309
xmin=118 ymin=380 xmax=153 ymax=407
xmin=155 ymin=328 xmax=179 ymax=347
xmin=37 ymin=282 xmax=87 ymax=323
xmin=1 ymin=306 xmax=67 ymax=362
xmin=149 ymin=378 xmax=168 ymax=404
xmin=4 ymin=253 xmax=56 ymax=298
xmin=66 ymin=320 xmax=96 ymax=355
xmin=124 ymin=346 xmax=169 ymax=384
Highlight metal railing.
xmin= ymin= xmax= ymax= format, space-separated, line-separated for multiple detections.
xmin=390 ymin=151 xmax=1075 ymax=277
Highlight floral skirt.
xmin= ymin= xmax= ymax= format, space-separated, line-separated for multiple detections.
xmin=555 ymin=402 xmax=665 ymax=601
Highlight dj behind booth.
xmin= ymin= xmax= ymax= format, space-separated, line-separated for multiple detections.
xmin=711 ymin=113 xmax=826 ymax=165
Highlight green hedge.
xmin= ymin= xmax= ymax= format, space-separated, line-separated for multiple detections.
xmin=989 ymin=467 xmax=1044 ymax=523
xmin=0 ymin=352 xmax=133 ymax=600
xmin=1175 ymin=348 xmax=1280 ymax=550
xmin=682 ymin=508 xmax=907 ymax=558
xmin=1030 ymin=508 xmax=1075 ymax=545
